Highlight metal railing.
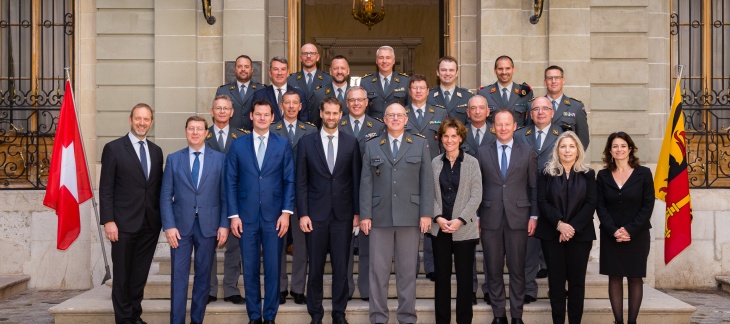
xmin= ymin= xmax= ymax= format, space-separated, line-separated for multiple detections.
xmin=0 ymin=107 xmax=58 ymax=188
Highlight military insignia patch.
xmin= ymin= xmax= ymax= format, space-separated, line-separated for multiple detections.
xmin=394 ymin=77 xmax=400 ymax=83
xmin=428 ymin=108 xmax=435 ymax=113
xmin=229 ymin=85 xmax=236 ymax=90
xmin=406 ymin=137 xmax=413 ymax=143
xmin=380 ymin=138 xmax=386 ymax=145
xmin=433 ymin=92 xmax=439 ymax=97
xmin=490 ymin=128 xmax=496 ymax=134
xmin=563 ymin=112 xmax=576 ymax=117
xmin=276 ymin=124 xmax=283 ymax=130
xmin=521 ymin=90 xmax=526 ymax=96
xmin=553 ymin=129 xmax=559 ymax=135
xmin=251 ymin=85 xmax=257 ymax=89
xmin=490 ymin=87 xmax=496 ymax=93
xmin=341 ymin=120 xmax=348 ymax=126
xmin=525 ymin=129 xmax=533 ymax=136
xmin=394 ymin=87 xmax=405 ymax=92
xmin=371 ymin=77 xmax=378 ymax=83
xmin=317 ymin=74 xmax=323 ymax=80
xmin=206 ymin=133 xmax=212 ymax=139
xmin=299 ymin=124 xmax=306 ymax=129
xmin=296 ymin=74 xmax=302 ymax=80
xmin=564 ymin=99 xmax=570 ymax=105
xmin=365 ymin=132 xmax=378 ymax=140
xmin=326 ymin=88 xmax=331 ymax=94
xmin=456 ymin=91 xmax=462 ymax=98
xmin=231 ymin=132 xmax=238 ymax=139
xmin=366 ymin=121 xmax=372 ymax=127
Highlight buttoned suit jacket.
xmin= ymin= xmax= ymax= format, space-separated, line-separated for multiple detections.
xmin=549 ymin=94 xmax=590 ymax=149
xmin=360 ymin=73 xmax=411 ymax=120
xmin=461 ymin=122 xmax=496 ymax=157
xmin=360 ymin=133 xmax=434 ymax=227
xmin=338 ymin=115 xmax=384 ymax=154
xmin=405 ymin=104 xmax=447 ymax=159
xmin=216 ymin=81 xmax=264 ymax=131
xmin=160 ymin=146 xmax=229 ymax=238
xmin=99 ymin=135 xmax=164 ymax=233
xmin=251 ymin=85 xmax=309 ymax=123
xmin=477 ymin=82 xmax=534 ymax=127
xmin=427 ymin=86 xmax=473 ymax=125
xmin=205 ymin=126 xmax=248 ymax=154
xmin=514 ymin=124 xmax=563 ymax=170
xmin=476 ymin=139 xmax=538 ymax=230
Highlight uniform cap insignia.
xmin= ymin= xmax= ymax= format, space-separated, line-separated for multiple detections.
xmin=552 ymin=129 xmax=559 ymax=135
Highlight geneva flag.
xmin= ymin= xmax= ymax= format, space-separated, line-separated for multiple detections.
xmin=654 ymin=77 xmax=692 ymax=264
xmin=43 ymin=80 xmax=93 ymax=250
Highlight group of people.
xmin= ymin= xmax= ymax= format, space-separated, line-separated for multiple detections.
xmin=98 ymin=44 xmax=654 ymax=324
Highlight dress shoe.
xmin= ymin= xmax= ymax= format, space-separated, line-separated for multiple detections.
xmin=286 ymin=244 xmax=294 ymax=255
xmin=524 ymin=295 xmax=537 ymax=304
xmin=309 ymin=320 xmax=323 ymax=324
xmin=248 ymin=319 xmax=262 ymax=324
xmin=512 ymin=318 xmax=525 ymax=324
xmin=134 ymin=320 xmax=148 ymax=324
xmin=224 ymin=294 xmax=245 ymax=304
xmin=472 ymin=292 xmax=477 ymax=305
xmin=360 ymin=297 xmax=369 ymax=301
xmin=279 ymin=291 xmax=288 ymax=304
xmin=291 ymin=291 xmax=306 ymax=304
xmin=332 ymin=317 xmax=349 ymax=324
xmin=491 ymin=317 xmax=508 ymax=324
xmin=207 ymin=295 xmax=217 ymax=304
xmin=190 ymin=322 xmax=201 ymax=324
xmin=536 ymin=268 xmax=548 ymax=278
xmin=263 ymin=320 xmax=275 ymax=324
xmin=425 ymin=272 xmax=435 ymax=282
xmin=483 ymin=294 xmax=492 ymax=305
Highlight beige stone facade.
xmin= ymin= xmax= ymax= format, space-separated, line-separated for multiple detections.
xmin=0 ymin=0 xmax=726 ymax=290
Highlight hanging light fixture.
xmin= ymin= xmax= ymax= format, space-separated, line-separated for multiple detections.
xmin=352 ymin=0 xmax=385 ymax=30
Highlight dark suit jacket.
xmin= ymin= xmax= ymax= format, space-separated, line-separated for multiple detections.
xmin=477 ymin=82 xmax=534 ymax=127
xmin=535 ymin=169 xmax=597 ymax=241
xmin=251 ymin=85 xmax=309 ymax=123
xmin=514 ymin=124 xmax=563 ymax=170
xmin=477 ymin=139 xmax=538 ymax=230
xmin=596 ymin=166 xmax=655 ymax=236
xmin=427 ymin=86 xmax=473 ymax=124
xmin=296 ymin=131 xmax=361 ymax=221
xmin=205 ymin=126 xmax=248 ymax=154
xmin=160 ymin=146 xmax=229 ymax=237
xmin=461 ymin=123 xmax=495 ymax=157
xmin=225 ymin=133 xmax=296 ymax=223
xmin=99 ymin=135 xmax=163 ymax=233
xmin=216 ymin=81 xmax=264 ymax=131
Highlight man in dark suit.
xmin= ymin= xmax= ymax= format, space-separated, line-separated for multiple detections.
xmin=252 ymin=56 xmax=309 ymax=123
xmin=288 ymin=43 xmax=333 ymax=125
xmin=427 ymin=56 xmax=474 ymax=124
xmin=476 ymin=55 xmax=534 ymax=127
xmin=311 ymin=55 xmax=351 ymax=125
xmin=544 ymin=65 xmax=590 ymax=148
xmin=297 ymin=97 xmax=361 ymax=324
xmin=205 ymin=95 xmax=248 ymax=305
xmin=339 ymin=86 xmax=383 ymax=302
xmin=476 ymin=109 xmax=538 ymax=324
xmin=161 ymin=115 xmax=230 ymax=324
xmin=514 ymin=96 xmax=563 ymax=305
xmin=215 ymin=55 xmax=264 ymax=131
xmin=226 ymin=99 xmax=296 ymax=324
xmin=360 ymin=46 xmax=410 ymax=120
xmin=100 ymin=103 xmax=163 ymax=324
xmin=360 ymin=103 xmax=434 ymax=324
xmin=269 ymin=90 xmax=317 ymax=305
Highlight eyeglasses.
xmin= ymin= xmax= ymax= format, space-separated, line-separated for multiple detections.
xmin=410 ymin=86 xmax=428 ymax=91
xmin=347 ymin=98 xmax=367 ymax=103
xmin=385 ymin=113 xmax=407 ymax=120
xmin=531 ymin=107 xmax=553 ymax=112
xmin=186 ymin=127 xmax=206 ymax=133
xmin=300 ymin=52 xmax=317 ymax=57
xmin=213 ymin=107 xmax=232 ymax=112
xmin=545 ymin=76 xmax=563 ymax=81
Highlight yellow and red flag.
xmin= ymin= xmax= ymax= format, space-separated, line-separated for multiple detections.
xmin=655 ymin=77 xmax=692 ymax=264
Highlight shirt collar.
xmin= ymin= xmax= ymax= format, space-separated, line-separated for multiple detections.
xmin=304 ymin=68 xmax=318 ymax=76
xmin=349 ymin=114 xmax=365 ymax=125
xmin=128 ymin=132 xmax=147 ymax=144
xmin=472 ymin=123 xmax=487 ymax=133
xmin=388 ymin=132 xmax=404 ymax=144
xmin=440 ymin=149 xmax=464 ymax=162
xmin=498 ymin=83 xmax=513 ymax=94
xmin=236 ymin=80 xmax=250 ymax=89
xmin=546 ymin=93 xmax=563 ymax=104
xmin=320 ymin=128 xmax=338 ymax=139
xmin=284 ymin=119 xmax=297 ymax=129
xmin=535 ymin=123 xmax=551 ymax=134
xmin=253 ymin=130 xmax=270 ymax=139
xmin=440 ymin=86 xmax=455 ymax=94
xmin=379 ymin=72 xmax=392 ymax=81
xmin=213 ymin=124 xmax=230 ymax=135
xmin=189 ymin=145 xmax=205 ymax=155
xmin=497 ymin=138 xmax=514 ymax=148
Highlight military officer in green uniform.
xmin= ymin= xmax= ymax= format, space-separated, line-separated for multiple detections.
xmin=427 ymin=56 xmax=474 ymax=125
xmin=360 ymin=45 xmax=410 ymax=120
xmin=476 ymin=55 xmax=533 ymax=127
xmin=543 ymin=65 xmax=590 ymax=149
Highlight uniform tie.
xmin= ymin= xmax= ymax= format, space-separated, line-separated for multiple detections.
xmin=353 ymin=119 xmax=361 ymax=137
xmin=288 ymin=123 xmax=295 ymax=142
xmin=416 ymin=109 xmax=423 ymax=127
xmin=383 ymin=77 xmax=390 ymax=92
xmin=257 ymin=136 xmax=266 ymax=169
xmin=337 ymin=88 xmax=344 ymax=103
xmin=306 ymin=72 xmax=313 ymax=90
xmin=240 ymin=84 xmax=246 ymax=101
xmin=192 ymin=152 xmax=200 ymax=188
xmin=552 ymin=100 xmax=558 ymax=112
xmin=327 ymin=135 xmax=335 ymax=173
xmin=277 ymin=88 xmax=284 ymax=117
xmin=536 ymin=130 xmax=544 ymax=151
xmin=501 ymin=88 xmax=509 ymax=106
xmin=392 ymin=139 xmax=399 ymax=160
xmin=475 ymin=128 xmax=482 ymax=146
xmin=444 ymin=90 xmax=451 ymax=105
xmin=218 ymin=130 xmax=225 ymax=150
xmin=501 ymin=144 xmax=508 ymax=179
xmin=138 ymin=141 xmax=148 ymax=181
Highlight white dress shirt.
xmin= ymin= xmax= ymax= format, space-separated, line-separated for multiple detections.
xmin=128 ymin=132 xmax=151 ymax=179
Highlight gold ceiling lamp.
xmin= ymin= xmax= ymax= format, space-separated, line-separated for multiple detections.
xmin=352 ymin=0 xmax=385 ymax=30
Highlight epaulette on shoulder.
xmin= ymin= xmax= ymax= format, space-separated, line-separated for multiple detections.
xmin=373 ymin=117 xmax=384 ymax=124
xmin=528 ymin=97 xmax=537 ymax=102
xmin=413 ymin=133 xmax=426 ymax=139
xmin=289 ymin=72 xmax=297 ymax=76
xmin=478 ymin=85 xmax=486 ymax=91
xmin=570 ymin=97 xmax=582 ymax=103
xmin=305 ymin=121 xmax=317 ymax=127
xmin=516 ymin=125 xmax=526 ymax=131
xmin=398 ymin=72 xmax=409 ymax=77
xmin=237 ymin=128 xmax=249 ymax=134
xmin=271 ymin=121 xmax=277 ymax=124
xmin=468 ymin=90 xmax=475 ymax=95
xmin=362 ymin=73 xmax=373 ymax=78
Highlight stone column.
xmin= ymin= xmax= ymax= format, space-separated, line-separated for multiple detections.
xmin=223 ymin=0 xmax=269 ymax=83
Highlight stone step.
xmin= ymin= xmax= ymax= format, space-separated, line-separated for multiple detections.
xmin=50 ymin=284 xmax=695 ymax=324
xmin=125 ymin=272 xmax=616 ymax=300
xmin=716 ymin=275 xmax=730 ymax=294
xmin=0 ymin=275 xmax=30 ymax=300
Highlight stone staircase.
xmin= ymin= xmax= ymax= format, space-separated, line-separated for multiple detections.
xmin=51 ymin=243 xmax=695 ymax=323
xmin=0 ymin=275 xmax=30 ymax=300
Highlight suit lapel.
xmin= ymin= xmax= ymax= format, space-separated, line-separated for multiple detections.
xmin=124 ymin=138 xmax=147 ymax=180
xmin=525 ymin=128 xmax=538 ymax=153
xmin=313 ymin=134 xmax=330 ymax=173
xmin=394 ymin=135 xmax=412 ymax=164
xmin=243 ymin=82 xmax=258 ymax=104
xmin=541 ymin=127 xmax=559 ymax=153
xmin=380 ymin=138 xmax=394 ymax=163
xmin=183 ymin=148 xmax=196 ymax=190
xmin=464 ymin=127 xmax=478 ymax=151
xmin=196 ymin=149 xmax=214 ymax=190
xmin=506 ymin=82 xmax=520 ymax=107
xmin=490 ymin=87 xmax=505 ymax=109
xmin=224 ymin=131 xmax=236 ymax=152
xmin=293 ymin=123 xmax=306 ymax=146
xmin=247 ymin=135 xmax=261 ymax=173
xmin=488 ymin=140 xmax=502 ymax=178
xmin=375 ymin=75 xmax=386 ymax=98
xmin=551 ymin=96 xmax=566 ymax=124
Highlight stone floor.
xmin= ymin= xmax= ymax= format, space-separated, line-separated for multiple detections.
xmin=1 ymin=288 xmax=729 ymax=323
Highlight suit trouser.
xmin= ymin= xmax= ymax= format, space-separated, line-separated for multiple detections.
xmin=541 ymin=239 xmax=592 ymax=324
xmin=348 ymin=232 xmax=370 ymax=299
xmin=170 ymin=219 xmax=216 ymax=324
xmin=240 ymin=218 xmax=282 ymax=321
xmin=306 ymin=212 xmax=352 ymax=320
xmin=481 ymin=224 xmax=528 ymax=319
xmin=209 ymin=233 xmax=242 ymax=298
xmin=525 ymin=236 xmax=542 ymax=298
xmin=432 ymin=232 xmax=476 ymax=324
xmin=111 ymin=218 xmax=159 ymax=324
xmin=476 ymin=244 xmax=490 ymax=294
xmin=369 ymin=226 xmax=420 ymax=324
xmin=280 ymin=212 xmax=307 ymax=295
xmin=419 ymin=234 xmax=435 ymax=275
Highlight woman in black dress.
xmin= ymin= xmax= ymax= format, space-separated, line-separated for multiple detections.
xmin=596 ymin=132 xmax=655 ymax=324
xmin=536 ymin=131 xmax=596 ymax=324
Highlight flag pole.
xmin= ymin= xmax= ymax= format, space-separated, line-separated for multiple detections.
xmin=64 ymin=67 xmax=112 ymax=285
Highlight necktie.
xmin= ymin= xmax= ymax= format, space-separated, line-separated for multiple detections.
xmin=218 ymin=130 xmax=225 ymax=149
xmin=327 ymin=135 xmax=335 ymax=173
xmin=500 ymin=144 xmax=508 ymax=179
xmin=240 ymin=84 xmax=246 ymax=101
xmin=353 ymin=119 xmax=361 ymax=137
xmin=257 ymin=136 xmax=266 ymax=169
xmin=277 ymin=88 xmax=284 ymax=116
xmin=138 ymin=141 xmax=148 ymax=181
xmin=501 ymin=88 xmax=509 ymax=106
xmin=536 ymin=130 xmax=544 ymax=150
xmin=392 ymin=139 xmax=399 ymax=160
xmin=288 ymin=124 xmax=295 ymax=141
xmin=444 ymin=90 xmax=451 ymax=105
xmin=337 ymin=88 xmax=344 ymax=102
xmin=475 ymin=128 xmax=482 ymax=146
xmin=307 ymin=72 xmax=313 ymax=90
xmin=552 ymin=100 xmax=558 ymax=112
xmin=383 ymin=77 xmax=389 ymax=92
xmin=192 ymin=152 xmax=201 ymax=188
xmin=416 ymin=109 xmax=423 ymax=127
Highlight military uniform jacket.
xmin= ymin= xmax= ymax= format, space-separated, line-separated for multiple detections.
xmin=514 ymin=124 xmax=563 ymax=170
xmin=360 ymin=133 xmax=435 ymax=227
xmin=360 ymin=72 xmax=411 ymax=120
xmin=288 ymin=69 xmax=332 ymax=102
xmin=405 ymin=104 xmax=446 ymax=159
xmin=215 ymin=81 xmax=264 ymax=131
xmin=338 ymin=115 xmax=384 ymax=154
xmin=461 ymin=122 xmax=496 ymax=157
xmin=269 ymin=119 xmax=318 ymax=160
xmin=205 ymin=126 xmax=248 ymax=154
xmin=311 ymin=83 xmax=351 ymax=126
xmin=548 ymin=94 xmax=589 ymax=149
xmin=476 ymin=81 xmax=534 ymax=127
xmin=427 ymin=86 xmax=473 ymax=125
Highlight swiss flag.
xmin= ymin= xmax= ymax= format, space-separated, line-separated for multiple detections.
xmin=43 ymin=80 xmax=93 ymax=250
